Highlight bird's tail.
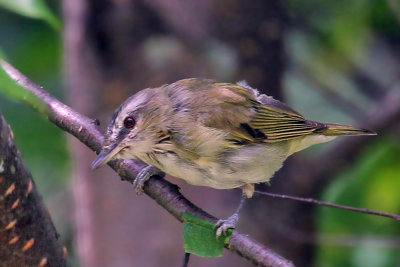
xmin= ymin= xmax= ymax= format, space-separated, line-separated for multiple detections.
xmin=316 ymin=123 xmax=377 ymax=136
xmin=286 ymin=122 xmax=376 ymax=156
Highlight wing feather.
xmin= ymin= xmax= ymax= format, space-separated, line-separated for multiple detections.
xmin=185 ymin=80 xmax=320 ymax=143
xmin=249 ymin=100 xmax=317 ymax=142
xmin=165 ymin=79 xmax=323 ymax=154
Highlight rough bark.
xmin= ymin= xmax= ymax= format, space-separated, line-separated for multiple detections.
xmin=0 ymin=112 xmax=66 ymax=266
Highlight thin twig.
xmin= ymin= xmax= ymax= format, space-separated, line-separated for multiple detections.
xmin=181 ymin=253 xmax=191 ymax=267
xmin=0 ymin=60 xmax=294 ymax=267
xmin=254 ymin=190 xmax=400 ymax=222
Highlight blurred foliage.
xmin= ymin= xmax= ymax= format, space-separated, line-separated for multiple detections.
xmin=285 ymin=0 xmax=400 ymax=119
xmin=0 ymin=0 xmax=61 ymax=29
xmin=0 ymin=59 xmax=49 ymax=115
xmin=286 ymin=1 xmax=400 ymax=266
xmin=316 ymin=138 xmax=400 ymax=267
xmin=0 ymin=0 xmax=67 ymax=193
xmin=0 ymin=0 xmax=71 ymax=255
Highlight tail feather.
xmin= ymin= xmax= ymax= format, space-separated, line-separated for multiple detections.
xmin=316 ymin=123 xmax=377 ymax=136
xmin=286 ymin=122 xmax=376 ymax=156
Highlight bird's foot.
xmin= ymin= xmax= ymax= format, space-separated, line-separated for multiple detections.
xmin=134 ymin=165 xmax=165 ymax=195
xmin=214 ymin=213 xmax=239 ymax=238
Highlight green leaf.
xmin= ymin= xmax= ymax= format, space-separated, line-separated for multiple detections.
xmin=0 ymin=48 xmax=6 ymax=60
xmin=0 ymin=53 xmax=48 ymax=115
xmin=0 ymin=0 xmax=61 ymax=30
xmin=182 ymin=213 xmax=232 ymax=258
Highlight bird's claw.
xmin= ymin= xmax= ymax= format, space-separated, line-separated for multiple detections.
xmin=134 ymin=165 xmax=164 ymax=195
xmin=214 ymin=214 xmax=238 ymax=238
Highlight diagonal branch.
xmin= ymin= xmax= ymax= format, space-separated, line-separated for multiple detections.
xmin=0 ymin=60 xmax=294 ymax=267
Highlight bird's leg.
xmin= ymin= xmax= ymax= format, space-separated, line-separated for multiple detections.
xmin=134 ymin=165 xmax=165 ymax=195
xmin=214 ymin=192 xmax=248 ymax=238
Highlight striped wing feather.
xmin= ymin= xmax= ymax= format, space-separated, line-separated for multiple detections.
xmin=198 ymin=81 xmax=320 ymax=143
xmin=208 ymin=82 xmax=319 ymax=143
xmin=168 ymin=79 xmax=320 ymax=148
xmin=250 ymin=100 xmax=316 ymax=142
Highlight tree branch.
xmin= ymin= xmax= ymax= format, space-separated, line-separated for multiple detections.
xmin=0 ymin=60 xmax=294 ymax=267
xmin=254 ymin=191 xmax=400 ymax=222
xmin=0 ymin=112 xmax=67 ymax=266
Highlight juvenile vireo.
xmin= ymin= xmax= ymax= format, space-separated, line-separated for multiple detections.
xmin=91 ymin=78 xmax=375 ymax=236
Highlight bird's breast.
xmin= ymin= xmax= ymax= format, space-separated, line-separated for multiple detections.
xmin=141 ymin=143 xmax=289 ymax=190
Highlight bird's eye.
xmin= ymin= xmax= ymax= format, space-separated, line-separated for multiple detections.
xmin=123 ymin=117 xmax=135 ymax=129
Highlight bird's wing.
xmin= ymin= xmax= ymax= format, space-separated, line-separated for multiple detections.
xmin=163 ymin=79 xmax=322 ymax=159
xmin=249 ymin=94 xmax=318 ymax=142
xmin=198 ymin=81 xmax=320 ymax=144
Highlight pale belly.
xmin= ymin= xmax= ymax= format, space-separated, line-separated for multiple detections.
xmin=145 ymin=143 xmax=290 ymax=190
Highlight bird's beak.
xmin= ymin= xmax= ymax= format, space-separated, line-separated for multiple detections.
xmin=91 ymin=143 xmax=121 ymax=170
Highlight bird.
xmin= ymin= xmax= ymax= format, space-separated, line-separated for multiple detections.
xmin=91 ymin=78 xmax=376 ymax=237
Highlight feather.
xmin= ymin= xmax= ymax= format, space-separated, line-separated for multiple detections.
xmin=158 ymin=79 xmax=373 ymax=155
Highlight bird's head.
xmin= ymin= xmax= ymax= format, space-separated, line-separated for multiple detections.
xmin=91 ymin=88 xmax=165 ymax=169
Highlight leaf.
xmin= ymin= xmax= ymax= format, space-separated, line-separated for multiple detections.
xmin=182 ymin=213 xmax=232 ymax=258
xmin=0 ymin=53 xmax=48 ymax=115
xmin=0 ymin=48 xmax=6 ymax=60
xmin=0 ymin=0 xmax=61 ymax=30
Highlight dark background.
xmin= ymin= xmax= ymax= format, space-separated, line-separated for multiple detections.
xmin=0 ymin=0 xmax=399 ymax=266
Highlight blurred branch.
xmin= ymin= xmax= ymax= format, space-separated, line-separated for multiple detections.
xmin=261 ymin=216 xmax=400 ymax=249
xmin=314 ymin=234 xmax=400 ymax=249
xmin=291 ymin=28 xmax=391 ymax=100
xmin=296 ymin=67 xmax=364 ymax=119
xmin=0 ymin=61 xmax=294 ymax=267
xmin=311 ymin=86 xmax=400 ymax=188
xmin=286 ymin=30 xmax=400 ymax=193
xmin=0 ymin=113 xmax=66 ymax=266
xmin=387 ymin=0 xmax=400 ymax=25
